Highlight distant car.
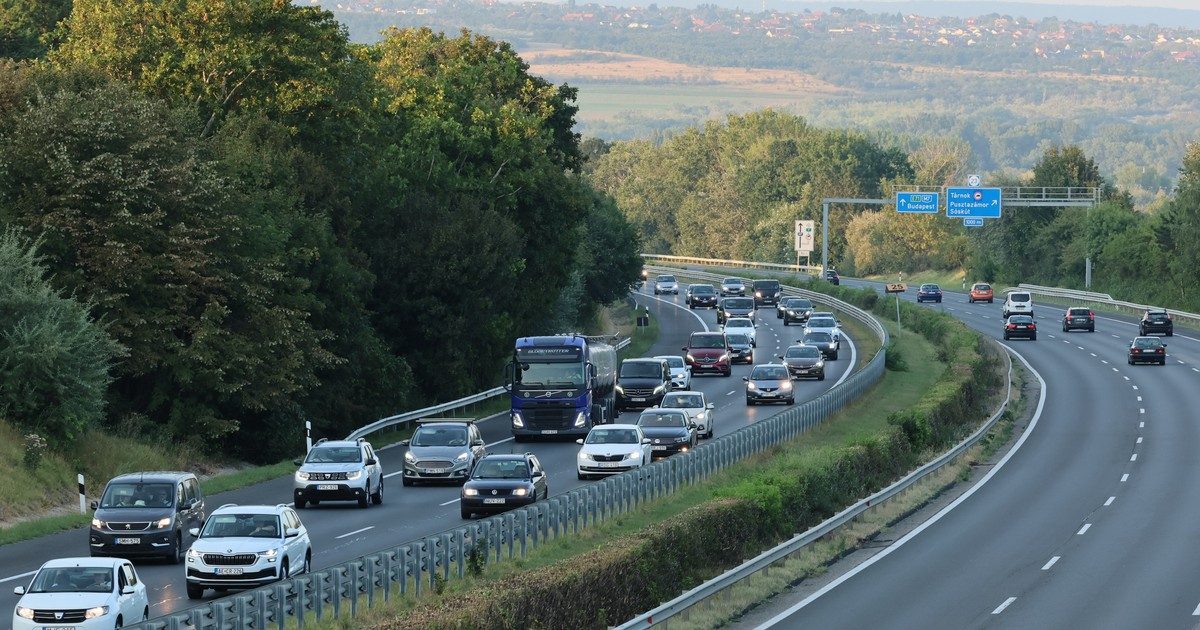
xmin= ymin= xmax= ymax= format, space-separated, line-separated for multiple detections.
xmin=1140 ymin=309 xmax=1173 ymax=336
xmin=686 ymin=284 xmax=718 ymax=308
xmin=744 ymin=364 xmax=795 ymax=406
xmin=637 ymin=408 xmax=697 ymax=457
xmin=1002 ymin=291 xmax=1034 ymax=319
xmin=400 ymin=421 xmax=486 ymax=486
xmin=780 ymin=344 xmax=826 ymax=380
xmin=916 ymin=284 xmax=943 ymax=303
xmin=824 ymin=269 xmax=840 ymax=285
xmin=1128 ymin=336 xmax=1167 ymax=365
xmin=660 ymin=391 xmax=716 ymax=439
xmin=1062 ymin=307 xmax=1095 ymax=333
xmin=575 ymin=425 xmax=651 ymax=479
xmin=654 ymin=354 xmax=692 ymax=390
xmin=803 ymin=316 xmax=840 ymax=342
xmin=615 ymin=358 xmax=672 ymax=410
xmin=752 ymin=279 xmax=783 ymax=307
xmin=293 ymin=438 xmax=383 ymax=508
xmin=720 ymin=278 xmax=747 ymax=296
xmin=653 ymin=274 xmax=679 ymax=295
xmin=968 ymin=282 xmax=994 ymax=303
xmin=13 ymin=558 xmax=149 ymax=630
xmin=89 ymin=471 xmax=205 ymax=564
xmin=185 ymin=504 xmax=311 ymax=599
xmin=802 ymin=331 xmax=839 ymax=360
xmin=1003 ymin=314 xmax=1037 ymax=340
xmin=460 ymin=453 xmax=548 ymax=519
xmin=717 ymin=296 xmax=756 ymax=324
xmin=778 ymin=297 xmax=813 ymax=324
xmin=683 ymin=332 xmax=733 ymax=377
xmin=725 ymin=333 xmax=754 ymax=364
xmin=723 ymin=317 xmax=757 ymax=347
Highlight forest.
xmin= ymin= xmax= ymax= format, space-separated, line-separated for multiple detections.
xmin=0 ymin=1 xmax=642 ymax=462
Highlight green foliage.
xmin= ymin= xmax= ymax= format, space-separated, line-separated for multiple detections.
xmin=0 ymin=0 xmax=70 ymax=59
xmin=884 ymin=341 xmax=908 ymax=372
xmin=0 ymin=229 xmax=122 ymax=444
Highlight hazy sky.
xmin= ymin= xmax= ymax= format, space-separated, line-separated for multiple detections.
xmin=840 ymin=0 xmax=1200 ymax=8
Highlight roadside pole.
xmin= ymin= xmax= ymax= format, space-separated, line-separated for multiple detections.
xmin=885 ymin=279 xmax=907 ymax=337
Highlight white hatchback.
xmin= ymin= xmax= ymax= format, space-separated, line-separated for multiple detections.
xmin=660 ymin=391 xmax=716 ymax=438
xmin=576 ymin=424 xmax=652 ymax=479
xmin=654 ymin=355 xmax=692 ymax=390
xmin=723 ymin=317 xmax=757 ymax=347
xmin=13 ymin=558 xmax=149 ymax=630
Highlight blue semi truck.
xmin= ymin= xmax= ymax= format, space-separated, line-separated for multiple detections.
xmin=506 ymin=335 xmax=617 ymax=441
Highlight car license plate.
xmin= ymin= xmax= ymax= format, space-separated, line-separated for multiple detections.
xmin=631 ymin=397 xmax=646 ymax=402
xmin=652 ymin=445 xmax=668 ymax=451
xmin=115 ymin=537 xmax=140 ymax=545
xmin=317 ymin=484 xmax=338 ymax=490
xmin=1018 ymin=325 xmax=1028 ymax=329
xmin=1075 ymin=318 xmax=1087 ymax=323
xmin=541 ymin=429 xmax=558 ymax=434
xmin=423 ymin=468 xmax=448 ymax=474
xmin=483 ymin=498 xmax=506 ymax=504
xmin=598 ymin=462 xmax=622 ymax=468
xmin=214 ymin=567 xmax=244 ymax=575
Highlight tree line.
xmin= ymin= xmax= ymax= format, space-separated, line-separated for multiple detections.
xmin=0 ymin=1 xmax=641 ymax=462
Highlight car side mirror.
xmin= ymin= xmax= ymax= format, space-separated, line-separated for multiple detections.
xmin=1163 ymin=343 xmax=1168 ymax=347
xmin=292 ymin=458 xmax=303 ymax=466
xmin=576 ymin=438 xmax=585 ymax=445
xmin=14 ymin=585 xmax=26 ymax=595
xmin=89 ymin=500 xmax=98 ymax=510
xmin=706 ymin=403 xmax=714 ymax=410
xmin=285 ymin=528 xmax=301 ymax=538
xmin=681 ymin=347 xmax=688 ymax=352
xmin=472 ymin=439 xmax=484 ymax=447
xmin=366 ymin=458 xmax=377 ymax=466
xmin=532 ymin=471 xmax=544 ymax=479
xmin=400 ymin=439 xmax=410 ymax=447
xmin=741 ymin=377 xmax=749 ymax=382
xmin=642 ymin=438 xmax=652 ymax=444
xmin=777 ymin=355 xmax=784 ymax=359
xmin=189 ymin=527 xmax=200 ymax=538
xmin=122 ymin=585 xmax=136 ymax=595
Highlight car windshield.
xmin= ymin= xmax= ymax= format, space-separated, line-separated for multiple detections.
xmin=519 ymin=361 xmax=585 ymax=387
xmin=1009 ymin=293 xmax=1031 ymax=302
xmin=472 ymin=459 xmax=530 ymax=479
xmin=723 ymin=279 xmax=741 ymax=286
xmin=657 ymin=275 xmax=676 ymax=282
xmin=786 ymin=346 xmax=821 ymax=358
xmin=586 ymin=428 xmax=639 ymax=444
xmin=662 ymin=393 xmax=704 ymax=408
xmin=974 ymin=284 xmax=991 ymax=291
xmin=690 ymin=334 xmax=727 ymax=349
xmin=621 ymin=361 xmax=663 ymax=378
xmin=754 ymin=281 xmax=780 ymax=290
xmin=305 ymin=446 xmax=361 ymax=464
xmin=805 ymin=332 xmax=833 ymax=343
xmin=691 ymin=285 xmax=715 ymax=294
xmin=726 ymin=334 xmax=750 ymax=345
xmin=28 ymin=567 xmax=113 ymax=594
xmin=639 ymin=412 xmax=687 ymax=427
xmin=1134 ymin=338 xmax=1163 ymax=348
xmin=791 ymin=299 xmax=813 ymax=308
xmin=412 ymin=427 xmax=469 ymax=447
xmin=201 ymin=514 xmax=282 ymax=539
xmin=921 ymin=284 xmax=939 ymax=291
xmin=657 ymin=356 xmax=685 ymax=368
xmin=751 ymin=366 xmax=789 ymax=379
xmin=724 ymin=298 xmax=753 ymax=309
xmin=808 ymin=318 xmax=836 ymax=328
xmin=99 ymin=482 xmax=174 ymax=509
xmin=726 ymin=319 xmax=752 ymax=328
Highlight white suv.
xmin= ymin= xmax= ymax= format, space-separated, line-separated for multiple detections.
xmin=185 ymin=504 xmax=311 ymax=600
xmin=654 ymin=355 xmax=692 ymax=390
xmin=13 ymin=558 xmax=149 ymax=630
xmin=1002 ymin=291 xmax=1034 ymax=319
xmin=293 ymin=438 xmax=383 ymax=508
xmin=723 ymin=317 xmax=757 ymax=347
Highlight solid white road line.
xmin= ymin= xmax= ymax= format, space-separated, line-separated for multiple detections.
xmin=992 ymin=597 xmax=1017 ymax=615
xmin=1077 ymin=523 xmax=1092 ymax=535
xmin=1041 ymin=556 xmax=1060 ymax=571
xmin=0 ymin=570 xmax=36 ymax=584
xmin=1192 ymin=601 xmax=1200 ymax=616
xmin=1112 ymin=334 xmax=1121 ymax=338
xmin=1121 ymin=473 xmax=1129 ymax=482
xmin=1105 ymin=496 xmax=1115 ymax=506
xmin=638 ymin=292 xmax=711 ymax=332
xmin=755 ymin=344 xmax=1047 ymax=629
xmin=335 ymin=526 xmax=374 ymax=539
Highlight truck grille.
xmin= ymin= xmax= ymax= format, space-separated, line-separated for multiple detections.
xmin=33 ymin=610 xmax=88 ymax=623
xmin=204 ymin=553 xmax=257 ymax=566
xmin=524 ymin=406 xmax=573 ymax=429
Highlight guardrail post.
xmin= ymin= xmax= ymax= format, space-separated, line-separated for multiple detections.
xmin=331 ymin=569 xmax=342 ymax=619
xmin=455 ymin=530 xmax=466 ymax=578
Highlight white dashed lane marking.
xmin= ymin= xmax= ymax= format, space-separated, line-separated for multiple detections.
xmin=992 ymin=597 xmax=1017 ymax=615
xmin=1041 ymin=556 xmax=1060 ymax=571
xmin=1077 ymin=523 xmax=1092 ymax=535
xmin=335 ymin=526 xmax=375 ymax=539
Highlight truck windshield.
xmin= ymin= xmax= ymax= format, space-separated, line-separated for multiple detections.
xmin=520 ymin=362 xmax=585 ymax=387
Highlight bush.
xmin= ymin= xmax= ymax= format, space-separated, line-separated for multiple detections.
xmin=884 ymin=341 xmax=909 ymax=371
xmin=22 ymin=433 xmax=47 ymax=470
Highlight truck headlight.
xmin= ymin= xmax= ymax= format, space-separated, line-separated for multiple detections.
xmin=512 ymin=412 xmax=525 ymax=428
xmin=346 ymin=470 xmax=363 ymax=480
xmin=574 ymin=411 xmax=588 ymax=427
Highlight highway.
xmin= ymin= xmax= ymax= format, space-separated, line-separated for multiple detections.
xmin=0 ymin=284 xmax=861 ymax=627
xmin=748 ymin=278 xmax=1200 ymax=629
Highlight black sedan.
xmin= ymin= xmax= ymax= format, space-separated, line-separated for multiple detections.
xmin=824 ymin=270 xmax=840 ymax=285
xmin=460 ymin=454 xmax=548 ymax=519
xmin=687 ymin=284 xmax=719 ymax=309
xmin=636 ymin=409 xmax=697 ymax=457
xmin=726 ymin=333 xmax=754 ymax=364
xmin=916 ymin=284 xmax=943 ymax=303
xmin=1128 ymin=336 xmax=1167 ymax=365
xmin=1003 ymin=315 xmax=1037 ymax=340
xmin=780 ymin=344 xmax=825 ymax=380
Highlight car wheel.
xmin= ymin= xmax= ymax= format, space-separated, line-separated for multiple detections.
xmin=144 ymin=607 xmax=150 ymax=622
xmin=831 ymin=351 xmax=838 ymax=361
xmin=358 ymin=488 xmax=370 ymax=509
xmin=1167 ymin=331 xmax=1174 ymax=337
xmin=372 ymin=479 xmax=384 ymax=505
xmin=787 ymin=398 xmax=795 ymax=405
xmin=689 ymin=304 xmax=694 ymax=309
xmin=167 ymin=532 xmax=183 ymax=564
xmin=402 ymin=476 xmax=413 ymax=487
xmin=279 ymin=559 xmax=290 ymax=581
xmin=295 ymin=497 xmax=307 ymax=509
xmin=513 ymin=434 xmax=528 ymax=443
xmin=1089 ymin=327 xmax=1095 ymax=332
xmin=1161 ymin=359 xmax=1167 ymax=365
xmin=1003 ymin=334 xmax=1009 ymax=340
xmin=722 ymin=370 xmax=731 ymax=377
xmin=186 ymin=583 xmax=205 ymax=600
xmin=706 ymin=429 xmax=714 ymax=439
xmin=1031 ymin=334 xmax=1037 ymax=341
xmin=461 ymin=506 xmax=474 ymax=519
xmin=1128 ymin=357 xmax=1133 ymax=365
xmin=577 ymin=472 xmax=587 ymax=480
xmin=746 ymin=399 xmax=755 ymax=406
xmin=818 ymin=373 xmax=826 ymax=381
xmin=302 ymin=551 xmax=312 ymax=574
xmin=1062 ymin=325 xmax=1068 ymax=332
xmin=115 ymin=617 xmax=123 ymax=629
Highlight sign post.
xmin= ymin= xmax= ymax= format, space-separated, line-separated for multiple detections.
xmin=795 ymin=220 xmax=815 ymax=272
xmin=885 ymin=280 xmax=906 ymax=335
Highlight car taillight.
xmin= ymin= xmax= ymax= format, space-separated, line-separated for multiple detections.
xmin=1006 ymin=324 xmax=1015 ymax=329
xmin=1089 ymin=313 xmax=1095 ymax=320
xmin=1158 ymin=348 xmax=1165 ymax=354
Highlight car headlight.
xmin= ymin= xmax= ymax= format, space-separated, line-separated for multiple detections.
xmin=653 ymin=385 xmax=666 ymax=394
xmin=346 ymin=470 xmax=363 ymax=480
xmin=154 ymin=517 xmax=172 ymax=529
xmin=615 ymin=384 xmax=624 ymax=394
xmin=574 ymin=411 xmax=588 ymax=427
xmin=578 ymin=452 xmax=593 ymax=461
xmin=695 ymin=411 xmax=705 ymax=419
xmin=84 ymin=606 xmax=110 ymax=619
xmin=780 ymin=381 xmax=793 ymax=391
xmin=719 ymin=353 xmax=730 ymax=362
xmin=463 ymin=488 xmax=479 ymax=496
xmin=259 ymin=548 xmax=278 ymax=561
xmin=404 ymin=451 xmax=416 ymax=463
xmin=513 ymin=488 xmax=529 ymax=497
xmin=627 ymin=451 xmax=641 ymax=460
xmin=686 ymin=354 xmax=696 ymax=362
xmin=755 ymin=291 xmax=762 ymax=297
xmin=91 ymin=518 xmax=106 ymax=529
xmin=187 ymin=547 xmax=200 ymax=559
xmin=296 ymin=470 xmax=310 ymax=480
xmin=511 ymin=411 xmax=524 ymax=428
xmin=16 ymin=606 xmax=33 ymax=620
xmin=456 ymin=452 xmax=470 ymax=462
xmin=747 ymin=382 xmax=758 ymax=390
xmin=816 ymin=360 xmax=825 ymax=367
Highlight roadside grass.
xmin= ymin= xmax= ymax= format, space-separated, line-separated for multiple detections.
xmin=612 ymin=296 xmax=661 ymax=360
xmin=866 ymin=269 xmax=968 ymax=289
xmin=309 ymin=316 xmax=952 ymax=629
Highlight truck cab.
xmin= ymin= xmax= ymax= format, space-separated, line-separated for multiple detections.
xmin=507 ymin=336 xmax=616 ymax=441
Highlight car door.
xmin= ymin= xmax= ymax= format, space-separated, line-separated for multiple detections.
xmin=125 ymin=563 xmax=149 ymax=617
xmin=529 ymin=456 xmax=547 ymax=498
xmin=283 ymin=510 xmax=304 ymax=572
xmin=116 ymin=564 xmax=138 ymax=621
xmin=187 ymin=478 xmax=205 ymax=529
xmin=363 ymin=444 xmax=380 ymax=486
xmin=470 ymin=425 xmax=486 ymax=462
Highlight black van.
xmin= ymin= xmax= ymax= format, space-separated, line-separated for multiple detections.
xmin=752 ymin=279 xmax=782 ymax=307
xmin=89 ymin=471 xmax=206 ymax=563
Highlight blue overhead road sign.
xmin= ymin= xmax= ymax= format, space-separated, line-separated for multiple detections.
xmin=896 ymin=192 xmax=939 ymax=214
xmin=963 ymin=218 xmax=984 ymax=227
xmin=946 ymin=187 xmax=1002 ymax=218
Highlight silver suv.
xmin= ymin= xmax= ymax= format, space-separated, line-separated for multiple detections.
xmin=292 ymin=438 xmax=383 ymax=509
xmin=401 ymin=421 xmax=487 ymax=485
xmin=185 ymin=503 xmax=311 ymax=600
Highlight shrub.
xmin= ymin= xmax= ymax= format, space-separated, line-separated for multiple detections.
xmin=22 ymin=433 xmax=47 ymax=470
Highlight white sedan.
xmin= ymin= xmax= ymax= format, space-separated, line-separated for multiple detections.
xmin=576 ymin=424 xmax=652 ymax=479
xmin=723 ymin=317 xmax=757 ymax=347
xmin=660 ymin=391 xmax=716 ymax=438
xmin=654 ymin=355 xmax=692 ymax=390
xmin=13 ymin=558 xmax=149 ymax=630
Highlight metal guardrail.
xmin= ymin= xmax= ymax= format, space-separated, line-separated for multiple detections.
xmin=1015 ymin=283 xmax=1200 ymax=327
xmin=642 ymin=253 xmax=822 ymax=275
xmin=128 ymin=267 xmax=885 ymax=630
xmin=345 ymin=337 xmax=632 ymax=442
xmin=617 ymin=334 xmax=1015 ymax=629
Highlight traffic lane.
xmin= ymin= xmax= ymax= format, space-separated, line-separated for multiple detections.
xmin=757 ymin=300 xmax=1146 ymax=628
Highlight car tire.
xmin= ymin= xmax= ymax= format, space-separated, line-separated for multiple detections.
xmin=1089 ymin=327 xmax=1095 ymax=332
xmin=144 ymin=607 xmax=150 ymax=622
xmin=186 ymin=583 xmax=205 ymax=600
xmin=358 ymin=488 xmax=370 ymax=509
xmin=1003 ymin=334 xmax=1009 ymax=340
xmin=787 ymin=398 xmax=795 ymax=405
xmin=746 ymin=399 xmax=755 ymax=406
xmin=722 ymin=370 xmax=731 ymax=377
xmin=818 ymin=373 xmax=826 ymax=381
xmin=166 ymin=531 xmax=184 ymax=564
xmin=831 ymin=351 xmax=838 ymax=361
xmin=1161 ymin=359 xmax=1167 ymax=365
xmin=372 ymin=479 xmax=384 ymax=505
xmin=1062 ymin=325 xmax=1068 ymax=332
xmin=1128 ymin=357 xmax=1133 ymax=365
xmin=705 ymin=428 xmax=714 ymax=439
xmin=461 ymin=507 xmax=472 ymax=519
xmin=295 ymin=497 xmax=307 ymax=509
xmin=402 ymin=476 xmax=413 ymax=487
xmin=577 ymin=472 xmax=587 ymax=481
xmin=302 ymin=551 xmax=311 ymax=574
xmin=1167 ymin=331 xmax=1174 ymax=337
xmin=1031 ymin=334 xmax=1037 ymax=341
xmin=279 ymin=559 xmax=290 ymax=582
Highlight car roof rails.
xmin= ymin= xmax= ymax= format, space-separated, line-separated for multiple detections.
xmin=217 ymin=503 xmax=238 ymax=510
xmin=315 ymin=437 xmax=328 ymax=445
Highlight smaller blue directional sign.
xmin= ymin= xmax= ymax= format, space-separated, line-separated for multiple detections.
xmin=946 ymin=187 xmax=1002 ymax=218
xmin=896 ymin=192 xmax=939 ymax=214
xmin=963 ymin=218 xmax=984 ymax=227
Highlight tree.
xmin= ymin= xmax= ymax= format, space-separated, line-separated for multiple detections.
xmin=0 ymin=0 xmax=71 ymax=60
xmin=1154 ymin=142 xmax=1200 ymax=305
xmin=0 ymin=228 xmax=123 ymax=444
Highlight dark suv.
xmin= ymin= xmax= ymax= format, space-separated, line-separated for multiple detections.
xmin=616 ymin=358 xmax=672 ymax=411
xmin=717 ymin=297 xmax=755 ymax=325
xmin=1140 ymin=309 xmax=1173 ymax=336
xmin=90 ymin=471 xmax=206 ymax=563
xmin=752 ymin=279 xmax=782 ymax=308
xmin=683 ymin=332 xmax=733 ymax=377
xmin=1062 ymin=307 xmax=1095 ymax=332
